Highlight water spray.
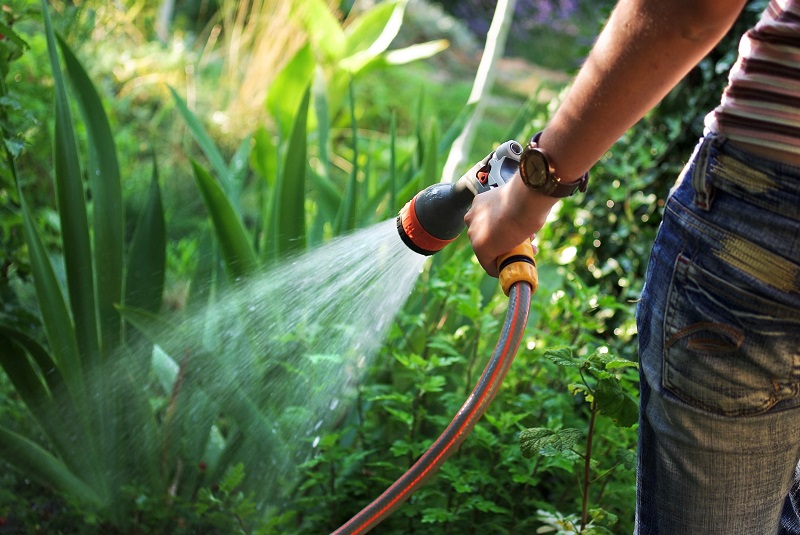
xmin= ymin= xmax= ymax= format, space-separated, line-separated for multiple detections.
xmin=332 ymin=142 xmax=540 ymax=534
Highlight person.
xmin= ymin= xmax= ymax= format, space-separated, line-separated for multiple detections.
xmin=464 ymin=0 xmax=800 ymax=533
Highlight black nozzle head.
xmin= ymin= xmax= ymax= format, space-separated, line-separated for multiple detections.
xmin=396 ymin=182 xmax=475 ymax=256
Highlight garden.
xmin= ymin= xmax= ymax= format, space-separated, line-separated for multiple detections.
xmin=0 ymin=0 xmax=765 ymax=533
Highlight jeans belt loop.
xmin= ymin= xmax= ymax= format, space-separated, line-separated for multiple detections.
xmin=691 ymin=133 xmax=718 ymax=211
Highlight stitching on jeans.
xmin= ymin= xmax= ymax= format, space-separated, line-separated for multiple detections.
xmin=664 ymin=321 xmax=745 ymax=352
xmin=715 ymin=234 xmax=800 ymax=294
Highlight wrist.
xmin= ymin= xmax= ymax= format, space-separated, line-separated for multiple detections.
xmin=506 ymin=171 xmax=559 ymax=233
xmin=518 ymin=131 xmax=589 ymax=197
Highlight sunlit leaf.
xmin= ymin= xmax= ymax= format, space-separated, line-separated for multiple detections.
xmin=384 ymin=40 xmax=449 ymax=65
xmin=340 ymin=0 xmax=404 ymax=71
xmin=290 ymin=0 xmax=345 ymax=61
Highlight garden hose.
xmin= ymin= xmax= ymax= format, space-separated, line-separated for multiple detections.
xmin=331 ymin=144 xmax=538 ymax=534
xmin=332 ymin=278 xmax=533 ymax=535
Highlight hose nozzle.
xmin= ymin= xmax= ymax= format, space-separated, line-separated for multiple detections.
xmin=396 ymin=140 xmax=523 ymax=256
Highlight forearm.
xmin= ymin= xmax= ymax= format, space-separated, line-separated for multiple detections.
xmin=539 ymin=0 xmax=747 ymax=180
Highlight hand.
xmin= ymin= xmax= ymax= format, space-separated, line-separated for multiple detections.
xmin=464 ymin=174 xmax=557 ymax=277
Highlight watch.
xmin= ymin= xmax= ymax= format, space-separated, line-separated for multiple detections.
xmin=519 ymin=131 xmax=589 ymax=197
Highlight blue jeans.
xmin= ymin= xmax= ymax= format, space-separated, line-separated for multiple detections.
xmin=635 ymin=133 xmax=800 ymax=534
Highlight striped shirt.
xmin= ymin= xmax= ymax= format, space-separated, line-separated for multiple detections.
xmin=704 ymin=0 xmax=800 ymax=155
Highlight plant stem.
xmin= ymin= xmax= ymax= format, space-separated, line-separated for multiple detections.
xmin=581 ymin=400 xmax=598 ymax=531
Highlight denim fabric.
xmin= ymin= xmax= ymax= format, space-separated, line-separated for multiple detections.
xmin=635 ymin=133 xmax=800 ymax=534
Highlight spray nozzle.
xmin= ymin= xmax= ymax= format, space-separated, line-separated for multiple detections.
xmin=396 ymin=140 xmax=523 ymax=256
xmin=396 ymin=139 xmax=537 ymax=295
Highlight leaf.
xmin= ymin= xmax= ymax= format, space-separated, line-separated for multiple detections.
xmin=519 ymin=428 xmax=582 ymax=458
xmin=290 ymin=0 xmax=345 ymax=61
xmin=543 ymin=347 xmax=580 ymax=368
xmin=387 ymin=38 xmax=450 ymax=63
xmin=0 ymin=425 xmax=103 ymax=507
xmin=604 ymin=357 xmax=639 ymax=371
xmin=615 ymin=447 xmax=637 ymax=471
xmin=275 ymin=85 xmax=310 ymax=256
xmin=335 ymin=80 xmax=358 ymax=234
xmin=18 ymin=196 xmax=83 ymax=393
xmin=191 ymin=160 xmax=258 ymax=281
xmin=169 ymin=86 xmax=230 ymax=197
xmin=340 ymin=0 xmax=404 ymax=72
xmin=251 ymin=126 xmax=278 ymax=187
xmin=266 ymin=43 xmax=315 ymax=142
xmin=594 ymin=379 xmax=639 ymax=428
xmin=43 ymin=0 xmax=99 ymax=363
xmin=582 ymin=527 xmax=615 ymax=535
xmin=125 ymin=165 xmax=165 ymax=315
xmin=0 ymin=329 xmax=52 ymax=405
xmin=116 ymin=305 xmax=182 ymax=360
xmin=350 ymin=40 xmax=450 ymax=76
xmin=58 ymin=35 xmax=123 ymax=354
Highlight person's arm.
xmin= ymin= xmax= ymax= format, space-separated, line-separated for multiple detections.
xmin=465 ymin=0 xmax=748 ymax=277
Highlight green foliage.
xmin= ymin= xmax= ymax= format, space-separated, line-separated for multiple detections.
xmin=271 ymin=242 xmax=638 ymax=533
xmin=0 ymin=3 xmax=169 ymax=526
xmin=0 ymin=1 xmax=771 ymax=534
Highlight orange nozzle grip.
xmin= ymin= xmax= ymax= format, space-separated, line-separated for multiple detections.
xmin=496 ymin=241 xmax=538 ymax=296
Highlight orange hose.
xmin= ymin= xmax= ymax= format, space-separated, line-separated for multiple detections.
xmin=331 ymin=281 xmax=533 ymax=535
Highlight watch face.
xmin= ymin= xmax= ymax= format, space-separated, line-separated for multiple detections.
xmin=522 ymin=149 xmax=549 ymax=188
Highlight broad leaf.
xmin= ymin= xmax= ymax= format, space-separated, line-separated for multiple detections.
xmin=544 ymin=346 xmax=581 ymax=368
xmin=519 ymin=427 xmax=582 ymax=458
xmin=595 ymin=379 xmax=639 ymax=428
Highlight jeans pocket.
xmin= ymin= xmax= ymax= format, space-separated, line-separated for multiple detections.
xmin=662 ymin=253 xmax=800 ymax=416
